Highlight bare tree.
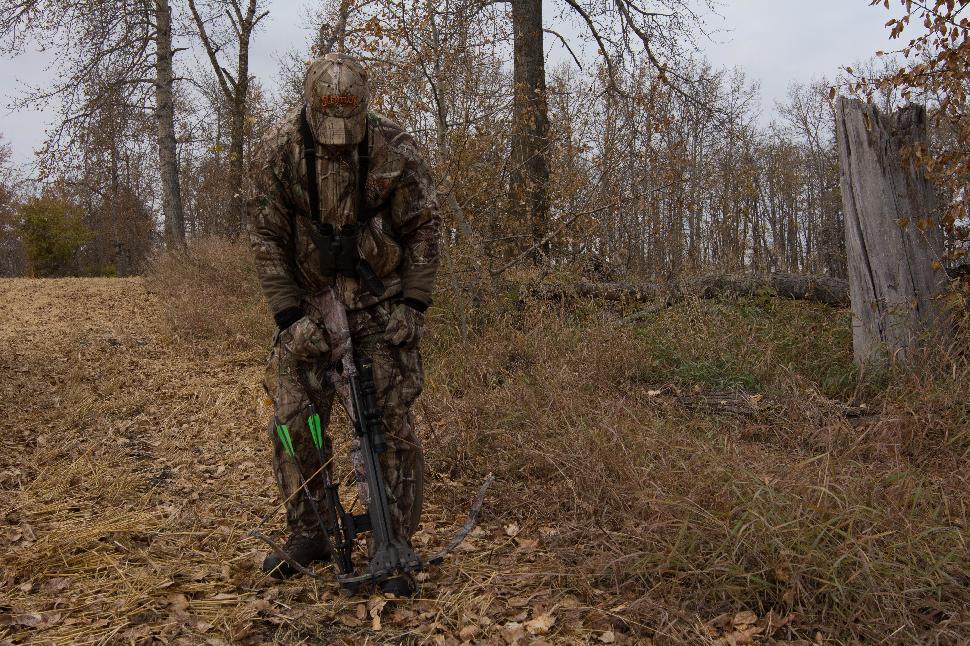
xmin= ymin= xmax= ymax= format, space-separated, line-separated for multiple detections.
xmin=509 ymin=0 xmax=549 ymax=262
xmin=0 ymin=0 xmax=188 ymax=247
xmin=155 ymin=0 xmax=185 ymax=246
xmin=188 ymin=0 xmax=268 ymax=234
xmin=501 ymin=0 xmax=717 ymax=261
xmin=0 ymin=135 xmax=25 ymax=275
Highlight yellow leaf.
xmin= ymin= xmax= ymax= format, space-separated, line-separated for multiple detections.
xmin=459 ymin=625 xmax=481 ymax=640
xmin=369 ymin=595 xmax=386 ymax=630
xmin=525 ymin=612 xmax=556 ymax=635
xmin=733 ymin=610 xmax=758 ymax=626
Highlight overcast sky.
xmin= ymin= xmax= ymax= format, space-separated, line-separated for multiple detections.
xmin=0 ymin=0 xmax=903 ymax=168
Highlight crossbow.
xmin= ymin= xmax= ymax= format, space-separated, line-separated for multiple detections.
xmin=252 ymin=287 xmax=492 ymax=591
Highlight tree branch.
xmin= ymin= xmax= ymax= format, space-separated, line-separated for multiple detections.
xmin=189 ymin=0 xmax=234 ymax=100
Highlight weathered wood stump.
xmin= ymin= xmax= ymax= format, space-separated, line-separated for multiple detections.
xmin=835 ymin=98 xmax=947 ymax=368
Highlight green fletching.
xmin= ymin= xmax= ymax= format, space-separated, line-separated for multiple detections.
xmin=308 ymin=413 xmax=323 ymax=449
xmin=276 ymin=423 xmax=295 ymax=457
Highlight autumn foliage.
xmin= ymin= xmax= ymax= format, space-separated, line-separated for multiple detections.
xmin=856 ymin=0 xmax=970 ymax=264
xmin=16 ymin=194 xmax=91 ymax=277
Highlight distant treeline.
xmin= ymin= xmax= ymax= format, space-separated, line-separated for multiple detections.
xmin=0 ymin=0 xmax=965 ymax=281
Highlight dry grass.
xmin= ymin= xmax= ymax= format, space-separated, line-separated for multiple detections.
xmin=425 ymin=284 xmax=969 ymax=643
xmin=144 ymin=236 xmax=274 ymax=351
xmin=1 ymin=241 xmax=968 ymax=644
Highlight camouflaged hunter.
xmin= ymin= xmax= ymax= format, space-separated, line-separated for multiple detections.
xmin=248 ymin=53 xmax=441 ymax=596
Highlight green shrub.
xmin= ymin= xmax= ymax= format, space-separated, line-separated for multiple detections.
xmin=17 ymin=194 xmax=92 ymax=277
xmin=633 ymin=297 xmax=858 ymax=398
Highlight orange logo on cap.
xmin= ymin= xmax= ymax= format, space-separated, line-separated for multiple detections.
xmin=319 ymin=95 xmax=361 ymax=109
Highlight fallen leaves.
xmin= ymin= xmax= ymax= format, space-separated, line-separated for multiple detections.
xmin=459 ymin=623 xmax=481 ymax=640
xmin=525 ymin=611 xmax=556 ymax=635
xmin=0 ymin=278 xmax=843 ymax=645
xmin=501 ymin=620 xmax=526 ymax=644
xmin=706 ymin=609 xmax=796 ymax=645
xmin=337 ymin=612 xmax=362 ymax=629
xmin=733 ymin=610 xmax=758 ymax=626
xmin=6 ymin=612 xmax=63 ymax=629
xmin=496 ymin=608 xmax=559 ymax=644
xmin=368 ymin=595 xmax=387 ymax=631
xmin=42 ymin=577 xmax=71 ymax=593
xmin=167 ymin=592 xmax=190 ymax=614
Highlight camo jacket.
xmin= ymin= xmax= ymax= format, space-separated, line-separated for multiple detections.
xmin=247 ymin=105 xmax=441 ymax=315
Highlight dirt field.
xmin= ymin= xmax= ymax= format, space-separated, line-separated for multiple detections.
xmin=0 ymin=278 xmax=585 ymax=644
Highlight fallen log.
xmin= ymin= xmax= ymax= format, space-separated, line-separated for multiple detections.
xmin=538 ymin=272 xmax=850 ymax=313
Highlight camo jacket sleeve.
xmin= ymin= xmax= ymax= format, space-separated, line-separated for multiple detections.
xmin=247 ymin=129 xmax=301 ymax=317
xmin=386 ymin=132 xmax=441 ymax=308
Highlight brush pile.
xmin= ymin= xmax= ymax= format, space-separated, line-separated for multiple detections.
xmin=1 ymin=243 xmax=968 ymax=643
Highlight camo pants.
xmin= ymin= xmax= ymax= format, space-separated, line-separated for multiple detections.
xmin=263 ymin=301 xmax=424 ymax=550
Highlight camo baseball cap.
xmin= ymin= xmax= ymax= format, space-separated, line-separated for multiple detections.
xmin=304 ymin=53 xmax=369 ymax=146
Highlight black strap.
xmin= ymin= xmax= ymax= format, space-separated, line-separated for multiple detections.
xmin=357 ymin=123 xmax=370 ymax=222
xmin=299 ymin=107 xmax=321 ymax=223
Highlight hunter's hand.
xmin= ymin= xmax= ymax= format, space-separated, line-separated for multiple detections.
xmin=384 ymin=302 xmax=425 ymax=347
xmin=280 ymin=315 xmax=330 ymax=361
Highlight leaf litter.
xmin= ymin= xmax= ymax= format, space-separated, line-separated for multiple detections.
xmin=0 ymin=278 xmax=949 ymax=644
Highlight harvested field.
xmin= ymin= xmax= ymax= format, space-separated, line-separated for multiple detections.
xmin=0 ymin=279 xmax=526 ymax=643
xmin=1 ymin=276 xmax=968 ymax=645
xmin=0 ymin=278 xmax=639 ymax=644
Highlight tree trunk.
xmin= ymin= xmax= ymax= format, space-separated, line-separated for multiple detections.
xmin=231 ymin=30 xmax=249 ymax=234
xmin=509 ymin=0 xmax=549 ymax=263
xmin=189 ymin=0 xmax=264 ymax=236
xmin=835 ymin=98 xmax=947 ymax=368
xmin=155 ymin=0 xmax=186 ymax=248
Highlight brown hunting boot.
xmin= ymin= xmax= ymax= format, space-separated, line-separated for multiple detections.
xmin=261 ymin=535 xmax=331 ymax=580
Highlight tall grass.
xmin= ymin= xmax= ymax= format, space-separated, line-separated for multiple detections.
xmin=429 ymin=289 xmax=968 ymax=641
xmin=150 ymin=240 xmax=970 ymax=642
xmin=144 ymin=237 xmax=273 ymax=351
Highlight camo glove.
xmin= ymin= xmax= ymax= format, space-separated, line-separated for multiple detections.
xmin=384 ymin=302 xmax=425 ymax=347
xmin=280 ymin=315 xmax=330 ymax=361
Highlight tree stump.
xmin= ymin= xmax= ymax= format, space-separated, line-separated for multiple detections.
xmin=835 ymin=98 xmax=947 ymax=368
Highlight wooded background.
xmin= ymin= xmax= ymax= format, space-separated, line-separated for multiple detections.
xmin=0 ymin=0 xmax=966 ymax=285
